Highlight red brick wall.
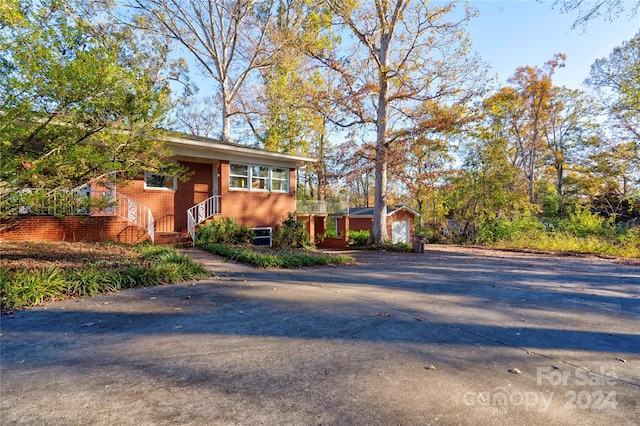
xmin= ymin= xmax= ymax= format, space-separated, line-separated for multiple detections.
xmin=336 ymin=217 xmax=372 ymax=233
xmin=116 ymin=161 xmax=213 ymax=232
xmin=0 ymin=216 xmax=146 ymax=243
xmin=116 ymin=178 xmax=175 ymax=231
xmin=219 ymin=161 xmax=297 ymax=228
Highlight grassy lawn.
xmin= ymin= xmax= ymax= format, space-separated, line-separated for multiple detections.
xmin=489 ymin=233 xmax=640 ymax=260
xmin=0 ymin=241 xmax=210 ymax=310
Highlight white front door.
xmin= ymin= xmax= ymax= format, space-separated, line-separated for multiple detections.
xmin=392 ymin=220 xmax=410 ymax=244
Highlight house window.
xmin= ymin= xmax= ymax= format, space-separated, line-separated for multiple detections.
xmin=144 ymin=172 xmax=177 ymax=190
xmin=251 ymin=166 xmax=269 ymax=190
xmin=271 ymin=168 xmax=289 ymax=192
xmin=229 ymin=163 xmax=290 ymax=192
xmin=229 ymin=164 xmax=249 ymax=189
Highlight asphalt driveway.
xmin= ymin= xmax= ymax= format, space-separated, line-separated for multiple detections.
xmin=1 ymin=245 xmax=639 ymax=425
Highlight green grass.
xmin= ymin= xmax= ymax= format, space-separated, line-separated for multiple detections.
xmin=1 ymin=243 xmax=210 ymax=310
xmin=490 ymin=231 xmax=640 ymax=259
xmin=198 ymin=243 xmax=355 ymax=268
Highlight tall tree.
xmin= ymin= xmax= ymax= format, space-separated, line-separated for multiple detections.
xmin=0 ymin=0 xmax=177 ymax=210
xmin=317 ymin=0 xmax=486 ymax=244
xmin=394 ymin=135 xmax=452 ymax=227
xmin=541 ymin=86 xmax=599 ymax=212
xmin=586 ymin=31 xmax=640 ymax=152
xmin=121 ymin=0 xmax=315 ymax=143
xmin=483 ymin=55 xmax=566 ymax=204
xmin=241 ymin=0 xmax=335 ymax=154
xmin=448 ymin=132 xmax=531 ymax=242
xmin=583 ymin=31 xmax=640 ymax=213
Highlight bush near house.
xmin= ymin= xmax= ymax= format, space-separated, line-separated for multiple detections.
xmin=272 ymin=213 xmax=312 ymax=249
xmin=196 ymin=215 xmax=355 ymax=268
xmin=195 ymin=217 xmax=253 ymax=245
xmin=0 ymin=242 xmax=209 ymax=310
xmin=348 ymin=229 xmax=370 ymax=246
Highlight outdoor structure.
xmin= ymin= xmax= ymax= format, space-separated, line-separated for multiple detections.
xmin=1 ymin=133 xmax=313 ymax=245
xmin=331 ymin=206 xmax=419 ymax=245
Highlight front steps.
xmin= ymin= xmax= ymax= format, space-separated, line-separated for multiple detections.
xmin=154 ymin=232 xmax=193 ymax=247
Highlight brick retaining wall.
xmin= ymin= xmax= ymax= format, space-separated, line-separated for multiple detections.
xmin=0 ymin=216 xmax=148 ymax=243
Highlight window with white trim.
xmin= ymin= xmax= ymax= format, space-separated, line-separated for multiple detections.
xmin=271 ymin=168 xmax=288 ymax=192
xmin=229 ymin=164 xmax=249 ymax=189
xmin=144 ymin=172 xmax=177 ymax=190
xmin=229 ymin=163 xmax=289 ymax=192
xmin=251 ymin=166 xmax=269 ymax=190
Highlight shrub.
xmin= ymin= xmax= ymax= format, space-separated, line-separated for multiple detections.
xmin=616 ymin=226 xmax=640 ymax=249
xmin=195 ymin=217 xmax=252 ymax=245
xmin=272 ymin=213 xmax=310 ymax=249
xmin=476 ymin=215 xmax=544 ymax=244
xmin=200 ymin=243 xmax=354 ymax=268
xmin=557 ymin=206 xmax=614 ymax=238
xmin=348 ymin=229 xmax=370 ymax=246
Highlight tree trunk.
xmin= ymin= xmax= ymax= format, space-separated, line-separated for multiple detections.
xmin=221 ymin=95 xmax=232 ymax=142
xmin=371 ymin=32 xmax=391 ymax=245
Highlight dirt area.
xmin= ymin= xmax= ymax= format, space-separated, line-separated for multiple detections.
xmin=0 ymin=241 xmax=142 ymax=271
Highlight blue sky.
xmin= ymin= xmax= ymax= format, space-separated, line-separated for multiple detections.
xmin=465 ymin=0 xmax=640 ymax=90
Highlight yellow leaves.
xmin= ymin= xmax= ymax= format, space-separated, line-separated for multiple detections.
xmin=0 ymin=0 xmax=23 ymax=26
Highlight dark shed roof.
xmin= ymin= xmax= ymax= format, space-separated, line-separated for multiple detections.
xmin=330 ymin=205 xmax=419 ymax=217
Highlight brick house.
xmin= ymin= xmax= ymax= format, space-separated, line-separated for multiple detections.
xmin=1 ymin=133 xmax=313 ymax=244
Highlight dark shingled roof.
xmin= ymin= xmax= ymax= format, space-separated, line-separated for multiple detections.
xmin=331 ymin=205 xmax=419 ymax=217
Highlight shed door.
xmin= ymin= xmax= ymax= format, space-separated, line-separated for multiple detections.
xmin=392 ymin=220 xmax=410 ymax=244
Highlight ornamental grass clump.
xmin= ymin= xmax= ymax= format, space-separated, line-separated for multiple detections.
xmin=0 ymin=242 xmax=210 ymax=310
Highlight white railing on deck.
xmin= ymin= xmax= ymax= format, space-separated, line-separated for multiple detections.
xmin=296 ymin=200 xmax=327 ymax=215
xmin=8 ymin=188 xmax=155 ymax=243
xmin=187 ymin=195 xmax=221 ymax=244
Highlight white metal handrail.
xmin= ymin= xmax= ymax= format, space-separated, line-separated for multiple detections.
xmin=187 ymin=195 xmax=221 ymax=244
xmin=7 ymin=188 xmax=155 ymax=243
xmin=110 ymin=192 xmax=155 ymax=244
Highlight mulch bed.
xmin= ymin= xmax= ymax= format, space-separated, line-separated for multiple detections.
xmin=0 ymin=241 xmax=141 ymax=271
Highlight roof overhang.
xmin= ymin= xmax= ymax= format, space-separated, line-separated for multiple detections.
xmin=162 ymin=134 xmax=315 ymax=168
xmin=390 ymin=205 xmax=420 ymax=217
